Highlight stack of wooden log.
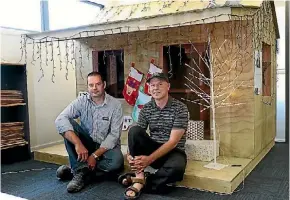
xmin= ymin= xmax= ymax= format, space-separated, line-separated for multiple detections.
xmin=1 ymin=90 xmax=24 ymax=106
xmin=1 ymin=122 xmax=27 ymax=150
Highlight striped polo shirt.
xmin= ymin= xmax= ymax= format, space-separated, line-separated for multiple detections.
xmin=137 ymin=97 xmax=189 ymax=151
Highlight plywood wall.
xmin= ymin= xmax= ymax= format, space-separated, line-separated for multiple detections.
xmin=252 ymin=2 xmax=277 ymax=157
xmin=76 ymin=24 xmax=216 ymax=145
xmin=232 ymin=1 xmax=277 ymax=158
xmin=211 ymin=20 xmax=255 ymax=158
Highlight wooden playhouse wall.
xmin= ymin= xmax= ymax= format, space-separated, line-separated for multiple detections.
xmin=231 ymin=2 xmax=277 ymax=159
xmin=245 ymin=2 xmax=277 ymax=158
xmin=211 ymin=19 xmax=256 ymax=158
xmin=223 ymin=2 xmax=277 ymax=159
xmin=76 ymin=23 xmax=225 ymax=147
xmin=254 ymin=2 xmax=277 ymax=158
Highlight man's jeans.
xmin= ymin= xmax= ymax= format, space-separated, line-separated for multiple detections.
xmin=64 ymin=119 xmax=124 ymax=174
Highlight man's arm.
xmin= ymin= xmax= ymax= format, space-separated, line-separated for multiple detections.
xmin=55 ymin=98 xmax=88 ymax=161
xmin=136 ymin=108 xmax=149 ymax=130
xmin=63 ymin=131 xmax=83 ymax=146
xmin=55 ymin=98 xmax=81 ymax=137
xmin=135 ymin=105 xmax=188 ymax=168
xmin=134 ymin=129 xmax=185 ymax=171
xmin=147 ymin=128 xmax=185 ymax=163
xmin=95 ymin=103 xmax=123 ymax=156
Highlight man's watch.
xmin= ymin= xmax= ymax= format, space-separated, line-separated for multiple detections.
xmin=92 ymin=153 xmax=100 ymax=161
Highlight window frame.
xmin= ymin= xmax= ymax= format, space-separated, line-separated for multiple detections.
xmin=262 ymin=42 xmax=272 ymax=96
xmin=92 ymin=49 xmax=125 ymax=99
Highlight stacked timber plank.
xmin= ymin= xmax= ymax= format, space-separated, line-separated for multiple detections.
xmin=1 ymin=90 xmax=25 ymax=107
xmin=1 ymin=122 xmax=28 ymax=150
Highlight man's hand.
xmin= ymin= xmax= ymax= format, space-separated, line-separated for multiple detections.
xmin=87 ymin=155 xmax=97 ymax=170
xmin=127 ymin=154 xmax=137 ymax=171
xmin=75 ymin=143 xmax=88 ymax=162
xmin=134 ymin=155 xmax=152 ymax=173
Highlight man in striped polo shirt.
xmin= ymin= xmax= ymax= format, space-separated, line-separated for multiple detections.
xmin=121 ymin=72 xmax=189 ymax=199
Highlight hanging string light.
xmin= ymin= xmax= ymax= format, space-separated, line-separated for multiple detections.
xmin=38 ymin=40 xmax=44 ymax=82
xmin=50 ymin=40 xmax=56 ymax=83
xmin=31 ymin=40 xmax=36 ymax=66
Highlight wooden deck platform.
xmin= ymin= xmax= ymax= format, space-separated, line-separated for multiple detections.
xmin=34 ymin=140 xmax=274 ymax=194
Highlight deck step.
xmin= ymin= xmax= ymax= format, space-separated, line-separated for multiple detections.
xmin=34 ymin=141 xmax=274 ymax=194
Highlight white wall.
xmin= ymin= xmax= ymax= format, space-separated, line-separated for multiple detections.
xmin=0 ymin=27 xmax=77 ymax=150
xmin=0 ymin=1 xmax=41 ymax=31
xmin=274 ymin=2 xmax=286 ymax=142
xmin=48 ymin=1 xmax=101 ymax=31
xmin=0 ymin=0 xmax=101 ymax=32
xmin=96 ymin=0 xmax=152 ymax=6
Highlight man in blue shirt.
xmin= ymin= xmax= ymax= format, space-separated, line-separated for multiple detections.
xmin=55 ymin=72 xmax=124 ymax=193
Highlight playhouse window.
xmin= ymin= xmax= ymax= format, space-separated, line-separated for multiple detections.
xmin=262 ymin=43 xmax=271 ymax=96
xmin=162 ymin=43 xmax=211 ymax=139
xmin=92 ymin=50 xmax=124 ymax=98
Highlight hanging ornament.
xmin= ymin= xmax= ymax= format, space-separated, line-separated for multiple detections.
xmin=122 ymin=63 xmax=144 ymax=106
xmin=144 ymin=59 xmax=162 ymax=95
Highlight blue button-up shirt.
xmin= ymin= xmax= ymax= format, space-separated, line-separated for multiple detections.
xmin=55 ymin=93 xmax=123 ymax=150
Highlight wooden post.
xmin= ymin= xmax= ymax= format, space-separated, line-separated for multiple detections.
xmin=92 ymin=51 xmax=99 ymax=72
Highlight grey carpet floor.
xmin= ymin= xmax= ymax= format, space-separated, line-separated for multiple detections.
xmin=1 ymin=143 xmax=289 ymax=200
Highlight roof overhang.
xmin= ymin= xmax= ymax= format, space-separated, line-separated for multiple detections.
xmin=26 ymin=7 xmax=232 ymax=40
xmin=270 ymin=1 xmax=280 ymax=39
xmin=26 ymin=1 xmax=279 ymax=40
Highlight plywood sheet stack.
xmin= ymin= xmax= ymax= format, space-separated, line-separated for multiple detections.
xmin=1 ymin=122 xmax=28 ymax=149
xmin=1 ymin=90 xmax=24 ymax=106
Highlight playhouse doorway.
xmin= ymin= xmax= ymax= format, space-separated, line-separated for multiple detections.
xmin=92 ymin=50 xmax=124 ymax=98
xmin=163 ymin=43 xmax=211 ymax=139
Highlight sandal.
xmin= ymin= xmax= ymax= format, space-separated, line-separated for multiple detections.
xmin=123 ymin=177 xmax=146 ymax=200
xmin=118 ymin=172 xmax=136 ymax=187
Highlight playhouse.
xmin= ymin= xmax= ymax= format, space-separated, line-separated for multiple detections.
xmin=22 ymin=0 xmax=279 ymax=193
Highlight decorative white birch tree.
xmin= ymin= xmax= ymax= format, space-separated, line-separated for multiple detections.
xmin=182 ymin=33 xmax=252 ymax=170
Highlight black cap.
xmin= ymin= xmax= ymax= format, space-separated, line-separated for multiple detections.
xmin=146 ymin=72 xmax=169 ymax=83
